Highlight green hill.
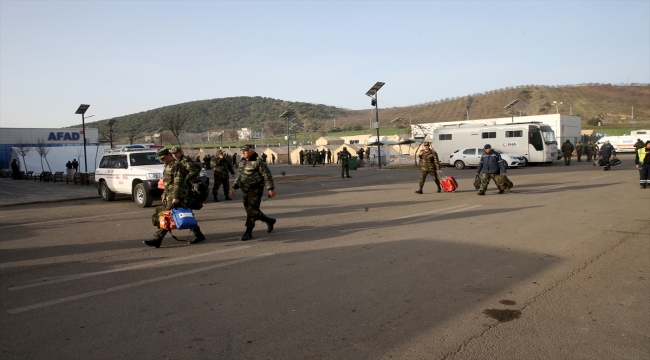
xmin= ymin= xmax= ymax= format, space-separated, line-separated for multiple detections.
xmin=78 ymin=84 xmax=649 ymax=144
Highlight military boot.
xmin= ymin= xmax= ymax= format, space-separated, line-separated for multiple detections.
xmin=189 ymin=226 xmax=206 ymax=244
xmin=415 ymin=187 xmax=423 ymax=194
xmin=240 ymin=226 xmax=254 ymax=241
xmin=144 ymin=229 xmax=167 ymax=248
xmin=261 ymin=215 xmax=276 ymax=233
xmin=224 ymin=194 xmax=232 ymax=201
xmin=435 ymin=179 xmax=442 ymax=193
xmin=478 ymin=190 xmax=485 ymax=196
xmin=213 ymin=194 xmax=219 ymax=202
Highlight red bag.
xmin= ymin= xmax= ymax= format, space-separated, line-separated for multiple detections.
xmin=440 ymin=174 xmax=458 ymax=192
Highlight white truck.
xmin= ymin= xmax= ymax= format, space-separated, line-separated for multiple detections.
xmin=431 ymin=122 xmax=559 ymax=165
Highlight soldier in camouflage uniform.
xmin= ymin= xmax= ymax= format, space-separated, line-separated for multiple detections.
xmin=230 ymin=144 xmax=276 ymax=241
xmin=210 ymin=150 xmax=235 ymax=202
xmin=576 ymin=141 xmax=584 ymax=162
xmin=339 ymin=147 xmax=352 ymax=178
xmin=476 ymin=144 xmax=508 ymax=195
xmin=415 ymin=142 xmax=442 ymax=194
xmin=592 ymin=142 xmax=599 ymax=160
xmin=561 ymin=139 xmax=575 ymax=166
xmin=145 ymin=148 xmax=205 ymax=248
xmin=299 ymin=150 xmax=304 ymax=165
xmin=170 ymin=146 xmax=204 ymax=208
xmin=585 ymin=141 xmax=594 ymax=161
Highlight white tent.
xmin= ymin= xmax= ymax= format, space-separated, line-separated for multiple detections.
xmin=12 ymin=146 xmax=110 ymax=173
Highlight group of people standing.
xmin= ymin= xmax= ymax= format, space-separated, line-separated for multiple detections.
xmin=299 ymin=149 xmax=331 ymax=165
xmin=64 ymin=159 xmax=79 ymax=178
xmin=561 ymin=140 xmax=600 ymax=165
xmin=145 ymin=144 xmax=276 ymax=248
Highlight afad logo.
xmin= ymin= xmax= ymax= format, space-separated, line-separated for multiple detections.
xmin=501 ymin=142 xmax=518 ymax=147
xmin=47 ymin=132 xmax=81 ymax=141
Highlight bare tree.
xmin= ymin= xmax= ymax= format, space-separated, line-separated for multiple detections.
xmin=126 ymin=131 xmax=140 ymax=145
xmin=14 ymin=139 xmax=32 ymax=172
xmin=160 ymin=113 xmax=187 ymax=147
xmin=75 ymin=147 xmax=84 ymax=169
xmin=35 ymin=138 xmax=52 ymax=172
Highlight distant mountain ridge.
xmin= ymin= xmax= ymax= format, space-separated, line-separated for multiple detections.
xmin=80 ymin=84 xmax=649 ymax=140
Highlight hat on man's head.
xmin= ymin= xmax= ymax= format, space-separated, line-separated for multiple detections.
xmin=423 ymin=142 xmax=431 ymax=146
xmin=240 ymin=144 xmax=254 ymax=151
xmin=156 ymin=148 xmax=170 ymax=159
xmin=169 ymin=146 xmax=182 ymax=154
xmin=484 ymin=144 xmax=492 ymax=149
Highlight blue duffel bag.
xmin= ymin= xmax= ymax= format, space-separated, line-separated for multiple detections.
xmin=170 ymin=207 xmax=198 ymax=230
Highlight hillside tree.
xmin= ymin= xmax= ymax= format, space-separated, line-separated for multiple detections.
xmin=160 ymin=112 xmax=187 ymax=147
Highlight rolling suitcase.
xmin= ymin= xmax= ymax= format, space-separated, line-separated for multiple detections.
xmin=440 ymin=174 xmax=458 ymax=192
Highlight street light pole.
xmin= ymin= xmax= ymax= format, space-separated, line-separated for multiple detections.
xmin=75 ymin=104 xmax=90 ymax=172
xmin=504 ymin=100 xmax=519 ymax=124
xmin=280 ymin=110 xmax=295 ymax=165
xmin=366 ymin=82 xmax=385 ymax=169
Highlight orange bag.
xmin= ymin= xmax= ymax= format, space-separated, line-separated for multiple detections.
xmin=159 ymin=210 xmax=176 ymax=230
xmin=157 ymin=178 xmax=165 ymax=189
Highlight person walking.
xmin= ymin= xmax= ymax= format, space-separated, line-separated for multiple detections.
xmin=72 ymin=159 xmax=79 ymax=172
xmin=210 ymin=150 xmax=235 ymax=201
xmin=232 ymin=153 xmax=238 ymax=168
xmin=327 ymin=149 xmax=332 ymax=164
xmin=476 ymin=144 xmax=508 ymax=195
xmin=561 ymin=139 xmax=575 ymax=166
xmin=635 ymin=141 xmax=650 ymax=189
xmin=339 ymin=146 xmax=352 ymax=178
xmin=230 ymin=144 xmax=276 ymax=241
xmin=357 ymin=148 xmax=365 ymax=166
xmin=271 ymin=154 xmax=276 ymax=164
xmin=11 ymin=159 xmax=20 ymax=180
xmin=576 ymin=141 xmax=584 ymax=162
xmin=592 ymin=143 xmax=600 ymax=161
xmin=599 ymin=140 xmax=616 ymax=171
xmin=145 ymin=148 xmax=205 ymax=248
xmin=415 ymin=142 xmax=442 ymax=194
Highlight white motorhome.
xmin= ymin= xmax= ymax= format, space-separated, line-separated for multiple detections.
xmin=413 ymin=114 xmax=581 ymax=144
xmin=431 ymin=122 xmax=558 ymax=165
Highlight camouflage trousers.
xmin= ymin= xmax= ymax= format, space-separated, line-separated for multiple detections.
xmin=419 ymin=169 xmax=439 ymax=188
xmin=563 ymin=153 xmax=572 ymax=165
xmin=341 ymin=163 xmax=349 ymax=177
xmin=242 ymin=187 xmax=266 ymax=228
xmin=212 ymin=174 xmax=230 ymax=196
xmin=479 ymin=173 xmax=509 ymax=192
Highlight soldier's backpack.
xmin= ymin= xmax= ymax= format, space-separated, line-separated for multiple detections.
xmin=185 ymin=176 xmax=210 ymax=210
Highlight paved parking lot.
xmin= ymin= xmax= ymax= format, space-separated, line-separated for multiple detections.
xmin=1 ymin=154 xmax=648 ymax=359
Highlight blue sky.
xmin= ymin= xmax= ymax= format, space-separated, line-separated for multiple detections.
xmin=1 ymin=0 xmax=648 ymax=128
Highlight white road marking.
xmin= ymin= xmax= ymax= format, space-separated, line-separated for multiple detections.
xmin=7 ymin=253 xmax=272 ymax=314
xmin=8 ymin=246 xmax=251 ymax=291
xmin=0 ymin=211 xmax=146 ymax=229
xmin=590 ymin=174 xmax=612 ymax=180
xmin=390 ymin=204 xmax=473 ymax=220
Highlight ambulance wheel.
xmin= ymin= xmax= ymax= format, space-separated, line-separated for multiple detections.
xmin=454 ymin=160 xmax=466 ymax=170
xmin=100 ymin=181 xmax=115 ymax=202
xmin=134 ymin=183 xmax=153 ymax=207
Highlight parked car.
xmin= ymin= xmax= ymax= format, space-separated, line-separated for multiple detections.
xmin=95 ymin=147 xmax=164 ymax=207
xmin=448 ymin=147 xmax=526 ymax=170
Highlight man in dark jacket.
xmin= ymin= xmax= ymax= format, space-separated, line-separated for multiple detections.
xmin=561 ymin=140 xmax=575 ymax=166
xmin=599 ymin=140 xmax=616 ymax=171
xmin=11 ymin=159 xmax=20 ymax=180
xmin=476 ymin=144 xmax=507 ymax=195
xmin=635 ymin=140 xmax=650 ymax=189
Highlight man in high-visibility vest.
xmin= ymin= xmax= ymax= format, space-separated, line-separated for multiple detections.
xmin=635 ymin=140 xmax=650 ymax=189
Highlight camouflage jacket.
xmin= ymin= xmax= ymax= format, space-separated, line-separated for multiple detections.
xmin=561 ymin=142 xmax=574 ymax=154
xmin=177 ymin=155 xmax=200 ymax=181
xmin=162 ymin=161 xmax=187 ymax=200
xmin=339 ymin=150 xmax=351 ymax=164
xmin=210 ymin=156 xmax=235 ymax=176
xmin=419 ymin=149 xmax=440 ymax=171
xmin=576 ymin=144 xmax=583 ymax=153
xmin=233 ymin=152 xmax=274 ymax=192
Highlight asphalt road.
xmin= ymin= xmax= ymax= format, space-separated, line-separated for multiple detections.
xmin=1 ymin=155 xmax=648 ymax=359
